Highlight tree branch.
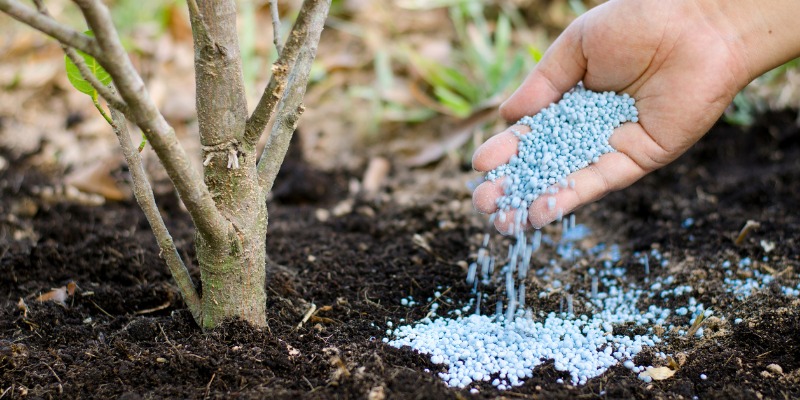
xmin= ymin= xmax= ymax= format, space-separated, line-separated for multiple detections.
xmin=72 ymin=0 xmax=231 ymax=245
xmin=244 ymin=0 xmax=330 ymax=147
xmin=109 ymin=107 xmax=203 ymax=323
xmin=0 ymin=0 xmax=99 ymax=57
xmin=257 ymin=8 xmax=327 ymax=192
xmin=270 ymin=0 xmax=283 ymax=54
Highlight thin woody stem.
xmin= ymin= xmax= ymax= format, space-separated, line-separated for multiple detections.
xmin=0 ymin=0 xmax=99 ymax=57
xmin=270 ymin=0 xmax=283 ymax=54
xmin=244 ymin=0 xmax=330 ymax=148
xmin=257 ymin=2 xmax=328 ymax=191
xmin=109 ymin=107 xmax=203 ymax=323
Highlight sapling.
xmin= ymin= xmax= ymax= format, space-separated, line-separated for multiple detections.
xmin=0 ymin=0 xmax=331 ymax=329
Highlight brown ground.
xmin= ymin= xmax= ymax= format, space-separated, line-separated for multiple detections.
xmin=1 ymin=112 xmax=800 ymax=399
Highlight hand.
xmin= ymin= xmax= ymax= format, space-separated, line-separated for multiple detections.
xmin=472 ymin=0 xmax=793 ymax=233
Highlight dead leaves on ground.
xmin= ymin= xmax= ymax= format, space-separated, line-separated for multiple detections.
xmin=35 ymin=281 xmax=78 ymax=306
xmin=12 ymin=281 xmax=79 ymax=330
xmin=639 ymin=366 xmax=677 ymax=381
xmin=296 ymin=303 xmax=339 ymax=331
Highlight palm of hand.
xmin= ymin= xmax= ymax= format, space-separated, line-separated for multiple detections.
xmin=473 ymin=0 xmax=749 ymax=232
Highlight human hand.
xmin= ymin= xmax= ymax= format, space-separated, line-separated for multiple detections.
xmin=472 ymin=0 xmax=800 ymax=233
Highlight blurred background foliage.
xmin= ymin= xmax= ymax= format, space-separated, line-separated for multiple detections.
xmin=0 ymin=0 xmax=798 ymax=199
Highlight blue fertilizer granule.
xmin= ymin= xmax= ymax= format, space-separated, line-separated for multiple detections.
xmin=487 ymin=84 xmax=638 ymax=212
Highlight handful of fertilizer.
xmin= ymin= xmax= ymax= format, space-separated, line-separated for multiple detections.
xmin=488 ymin=84 xmax=638 ymax=220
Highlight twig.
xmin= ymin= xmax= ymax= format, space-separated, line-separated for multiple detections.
xmin=109 ymin=107 xmax=203 ymax=322
xmin=302 ymin=376 xmax=314 ymax=391
xmin=256 ymin=0 xmax=330 ymax=191
xmin=0 ymin=0 xmax=99 ymax=57
xmin=88 ymin=299 xmax=113 ymax=318
xmin=72 ymin=0 xmax=231 ymax=245
xmin=245 ymin=0 xmax=330 ymax=147
xmin=269 ymin=0 xmax=283 ymax=54
xmin=158 ymin=323 xmax=185 ymax=362
xmin=295 ymin=303 xmax=316 ymax=330
xmin=45 ymin=364 xmax=62 ymax=384
xmin=734 ymin=220 xmax=760 ymax=246
xmin=134 ymin=301 xmax=172 ymax=315
xmin=45 ymin=363 xmax=64 ymax=394
xmin=204 ymin=373 xmax=216 ymax=399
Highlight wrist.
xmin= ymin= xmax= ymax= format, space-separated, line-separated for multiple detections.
xmin=698 ymin=0 xmax=800 ymax=82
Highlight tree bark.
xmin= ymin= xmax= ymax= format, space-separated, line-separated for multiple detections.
xmin=189 ymin=0 xmax=268 ymax=328
xmin=196 ymin=164 xmax=268 ymax=328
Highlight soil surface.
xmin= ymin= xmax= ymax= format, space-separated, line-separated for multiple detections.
xmin=2 ymin=113 xmax=800 ymax=399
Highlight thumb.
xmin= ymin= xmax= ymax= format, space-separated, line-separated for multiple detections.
xmin=500 ymin=18 xmax=588 ymax=122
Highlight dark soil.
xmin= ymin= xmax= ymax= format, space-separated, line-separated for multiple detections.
xmin=2 ymin=113 xmax=800 ymax=399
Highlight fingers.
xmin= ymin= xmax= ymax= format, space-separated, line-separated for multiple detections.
xmin=499 ymin=18 xmax=588 ymax=122
xmin=472 ymin=125 xmax=530 ymax=172
xmin=472 ymin=178 xmax=505 ymax=215
xmin=474 ymin=122 xmax=655 ymax=231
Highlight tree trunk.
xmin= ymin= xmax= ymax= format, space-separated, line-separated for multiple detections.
xmin=189 ymin=0 xmax=268 ymax=328
xmin=197 ymin=144 xmax=268 ymax=328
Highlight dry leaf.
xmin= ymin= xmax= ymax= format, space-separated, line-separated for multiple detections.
xmin=17 ymin=298 xmax=29 ymax=317
xmin=412 ymin=233 xmax=432 ymax=253
xmin=639 ymin=366 xmax=677 ymax=381
xmin=36 ymin=286 xmax=69 ymax=306
xmin=65 ymin=157 xmax=128 ymax=201
xmin=66 ymin=281 xmax=78 ymax=296
xmin=310 ymin=315 xmax=336 ymax=324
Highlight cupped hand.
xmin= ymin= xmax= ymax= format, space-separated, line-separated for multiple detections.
xmin=472 ymin=0 xmax=752 ymax=233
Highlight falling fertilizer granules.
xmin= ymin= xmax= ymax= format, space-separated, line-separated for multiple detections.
xmin=385 ymin=86 xmax=800 ymax=392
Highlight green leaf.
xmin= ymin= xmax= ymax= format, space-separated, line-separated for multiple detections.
xmin=568 ymin=0 xmax=588 ymax=16
xmin=527 ymin=45 xmax=543 ymax=63
xmin=374 ymin=49 xmax=394 ymax=93
xmin=434 ymin=86 xmax=472 ymax=118
xmin=409 ymin=52 xmax=480 ymax=102
xmin=64 ymin=31 xmax=112 ymax=97
xmin=493 ymin=13 xmax=511 ymax=62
